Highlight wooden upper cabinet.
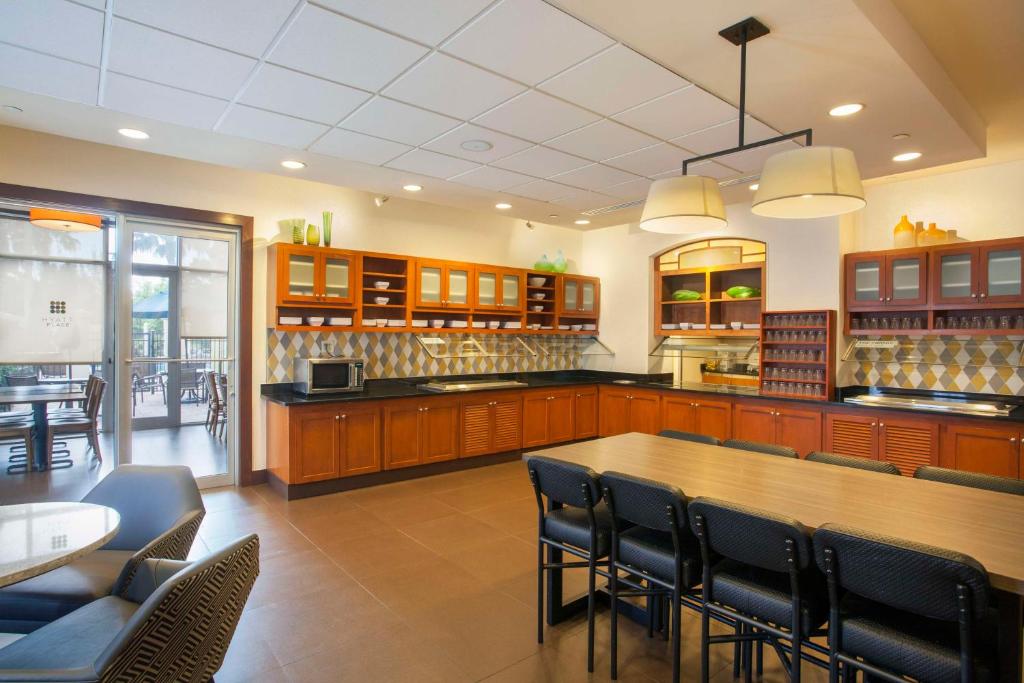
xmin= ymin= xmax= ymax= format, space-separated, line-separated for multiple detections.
xmin=339 ymin=406 xmax=381 ymax=477
xmin=878 ymin=416 xmax=938 ymax=476
xmin=825 ymin=412 xmax=879 ymax=459
xmin=560 ymin=276 xmax=600 ymax=317
xmin=845 ymin=250 xmax=927 ymax=309
xmin=941 ymin=423 xmax=1021 ymax=478
xmin=573 ymin=387 xmax=598 ymax=440
xmin=292 ymin=408 xmax=340 ymax=483
xmin=845 ymin=253 xmax=884 ymax=310
xmin=415 ymin=259 xmax=472 ymax=309
xmin=475 ymin=266 xmax=524 ymax=312
xmin=931 ymin=241 xmax=1023 ymax=305
xmin=931 ymin=245 xmax=980 ymax=305
xmin=979 ymin=241 xmax=1024 ymax=305
xmin=275 ymin=245 xmax=356 ymax=307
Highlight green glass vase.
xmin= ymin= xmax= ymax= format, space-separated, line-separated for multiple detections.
xmin=305 ymin=224 xmax=320 ymax=246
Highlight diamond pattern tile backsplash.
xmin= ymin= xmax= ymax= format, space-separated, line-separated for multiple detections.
xmin=266 ymin=330 xmax=580 ymax=383
xmin=850 ymin=337 xmax=1024 ymax=395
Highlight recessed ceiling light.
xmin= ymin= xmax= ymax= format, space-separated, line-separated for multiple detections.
xmin=801 ymin=194 xmax=814 ymax=199
xmin=749 ymin=183 xmax=759 ymax=191
xmin=281 ymin=160 xmax=306 ymax=170
xmin=118 ymin=128 xmax=149 ymax=140
xmin=402 ymin=184 xmax=422 ymax=192
xmin=828 ymin=103 xmax=863 ymax=117
xmin=548 ymin=214 xmax=559 ymax=219
xmin=893 ymin=152 xmax=922 ymax=162
xmin=461 ymin=139 xmax=493 ymax=152
xmin=574 ymin=219 xmax=590 ymax=225
xmin=2 ymin=105 xmax=23 ymax=114
xmin=892 ymin=133 xmax=911 ymax=140
xmin=495 ymin=202 xmax=512 ymax=210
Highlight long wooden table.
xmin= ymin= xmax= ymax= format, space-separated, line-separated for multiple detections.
xmin=530 ymin=432 xmax=1024 ymax=681
xmin=0 ymin=385 xmax=85 ymax=471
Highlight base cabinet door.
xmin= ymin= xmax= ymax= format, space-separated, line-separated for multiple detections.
xmin=461 ymin=400 xmax=493 ymax=458
xmin=627 ymin=392 xmax=661 ymax=434
xmin=573 ymin=387 xmax=598 ymax=439
xmin=460 ymin=394 xmax=522 ymax=457
xmin=547 ymin=392 xmax=575 ymax=444
xmin=522 ymin=393 xmax=551 ymax=448
xmin=660 ymin=397 xmax=696 ymax=434
xmin=599 ymin=388 xmax=630 ymax=437
xmin=941 ymin=424 xmax=1021 ymax=478
xmin=421 ymin=401 xmax=459 ymax=464
xmin=339 ymin=407 xmax=381 ymax=477
xmin=492 ymin=397 xmax=522 ymax=453
xmin=825 ymin=412 xmax=879 ymax=460
xmin=878 ymin=417 xmax=938 ymax=476
xmin=383 ymin=403 xmax=422 ymax=470
xmin=292 ymin=409 xmax=340 ymax=483
xmin=775 ymin=406 xmax=822 ymax=457
xmin=732 ymin=403 xmax=776 ymax=444
xmin=693 ymin=399 xmax=732 ymax=443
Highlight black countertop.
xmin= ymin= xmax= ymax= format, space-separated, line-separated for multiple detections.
xmin=260 ymin=370 xmax=1024 ymax=423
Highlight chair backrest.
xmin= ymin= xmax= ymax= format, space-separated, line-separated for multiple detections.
xmin=82 ymin=465 xmax=205 ymax=552
xmin=658 ymin=429 xmax=721 ymax=446
xmin=723 ymin=438 xmax=798 ymax=458
xmin=806 ymin=451 xmax=901 ymax=475
xmin=914 ymin=465 xmax=1024 ymax=496
xmin=813 ymin=524 xmax=991 ymax=621
xmin=5 ymin=374 xmax=38 ymax=386
xmin=689 ymin=497 xmax=814 ymax=572
xmin=526 ymin=455 xmax=602 ymax=508
xmin=84 ymin=374 xmax=100 ymax=399
xmin=86 ymin=379 xmax=107 ymax=421
xmin=206 ymin=370 xmax=221 ymax=405
xmin=95 ymin=534 xmax=260 ymax=681
xmin=601 ymin=470 xmax=688 ymax=533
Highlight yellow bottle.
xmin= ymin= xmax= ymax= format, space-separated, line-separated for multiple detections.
xmin=921 ymin=222 xmax=946 ymax=246
xmin=893 ymin=215 xmax=915 ymax=248
xmin=914 ymin=221 xmax=925 ymax=245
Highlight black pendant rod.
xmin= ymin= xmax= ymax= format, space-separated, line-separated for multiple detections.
xmin=738 ymin=22 xmax=747 ymax=147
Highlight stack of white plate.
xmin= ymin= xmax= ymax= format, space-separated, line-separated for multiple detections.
xmin=503 ymin=321 xmax=522 ymax=329
xmin=279 ymin=316 xmax=302 ymax=326
xmin=327 ymin=317 xmax=352 ymax=326
xmin=471 ymin=321 xmax=486 ymax=328
xmin=692 ymin=323 xmax=707 ymax=329
xmin=387 ymin=319 xmax=405 ymax=327
xmin=661 ymin=323 xmax=679 ymax=330
xmin=710 ymin=323 xmax=727 ymax=330
xmin=743 ymin=323 xmax=761 ymax=329
xmin=558 ymin=324 xmax=570 ymax=330
xmin=411 ymin=320 xmax=428 ymax=328
xmin=447 ymin=320 xmax=468 ymax=328
xmin=582 ymin=323 xmax=597 ymax=331
xmin=362 ymin=318 xmax=377 ymax=327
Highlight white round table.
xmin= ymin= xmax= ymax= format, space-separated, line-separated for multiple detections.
xmin=0 ymin=502 xmax=121 ymax=588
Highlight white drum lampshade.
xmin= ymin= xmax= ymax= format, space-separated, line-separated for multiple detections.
xmin=640 ymin=176 xmax=727 ymax=234
xmin=751 ymin=146 xmax=865 ymax=219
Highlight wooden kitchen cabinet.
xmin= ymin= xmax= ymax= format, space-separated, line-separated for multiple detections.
xmin=474 ymin=266 xmax=524 ymax=312
xmin=599 ymin=387 xmax=660 ymax=437
xmin=272 ymin=244 xmax=357 ymax=307
xmin=732 ymin=402 xmax=821 ymax=456
xmin=292 ymin=408 xmax=342 ymax=483
xmin=825 ymin=412 xmax=879 ymax=460
xmin=460 ymin=393 xmax=522 ymax=457
xmin=382 ymin=397 xmax=459 ymax=470
xmin=415 ymin=258 xmax=473 ymax=309
xmin=560 ymin=276 xmax=600 ymax=317
xmin=877 ymin=416 xmax=939 ymax=476
xmin=845 ymin=250 xmax=927 ymax=309
xmin=269 ymin=402 xmax=381 ymax=484
xmin=940 ymin=423 xmax=1021 ymax=478
xmin=661 ymin=395 xmax=732 ymax=442
xmin=522 ymin=389 xmax=575 ymax=448
xmin=931 ymin=241 xmax=1024 ymax=306
xmin=573 ymin=386 xmax=599 ymax=440
xmin=732 ymin=403 xmax=777 ymax=445
xmin=339 ymin=406 xmax=382 ymax=477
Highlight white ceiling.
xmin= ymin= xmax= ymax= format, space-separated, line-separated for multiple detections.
xmin=0 ymin=0 xmax=987 ymax=229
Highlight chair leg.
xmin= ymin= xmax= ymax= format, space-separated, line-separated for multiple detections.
xmin=25 ymin=431 xmax=35 ymax=472
xmin=671 ymin=586 xmax=682 ymax=683
xmin=610 ymin=567 xmax=618 ymax=680
xmin=700 ymin=605 xmax=711 ymax=683
xmin=742 ymin=625 xmax=752 ymax=683
xmin=733 ymin=621 xmax=742 ymax=678
xmin=46 ymin=428 xmax=55 ymax=470
xmin=536 ymin=540 xmax=544 ymax=644
xmin=586 ymin=554 xmax=597 ymax=673
xmin=89 ymin=429 xmax=102 ymax=462
xmin=756 ymin=638 xmax=763 ymax=676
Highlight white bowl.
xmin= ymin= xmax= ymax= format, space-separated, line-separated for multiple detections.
xmin=307 ymin=317 xmax=325 ymax=326
xmin=558 ymin=325 xmax=570 ymax=330
xmin=678 ymin=322 xmax=692 ymax=330
xmin=487 ymin=321 xmax=501 ymax=329
xmin=447 ymin=320 xmax=468 ymax=328
xmin=531 ymin=293 xmax=546 ymax=300
xmin=582 ymin=324 xmax=597 ymax=331
xmin=730 ymin=321 xmax=743 ymax=330
xmin=430 ymin=319 xmax=445 ymax=328
xmin=528 ymin=276 xmax=547 ymax=287
xmin=373 ymin=281 xmax=389 ymax=289
xmin=570 ymin=324 xmax=583 ymax=331
xmin=530 ymin=305 xmax=544 ymax=312
xmin=411 ymin=320 xmax=428 ymax=327
xmin=376 ymin=319 xmax=387 ymax=327
xmin=373 ymin=296 xmax=389 ymax=305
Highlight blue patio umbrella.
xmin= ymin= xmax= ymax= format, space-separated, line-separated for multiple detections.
xmin=133 ymin=290 xmax=169 ymax=319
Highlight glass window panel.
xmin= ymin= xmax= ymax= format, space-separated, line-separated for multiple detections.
xmin=854 ymin=261 xmax=880 ymax=302
xmin=478 ymin=272 xmax=496 ymax=306
xmin=181 ymin=271 xmax=227 ymax=338
xmin=420 ymin=267 xmax=441 ymax=303
xmin=0 ymin=216 xmax=104 ymax=261
xmin=987 ymin=249 xmax=1021 ymax=297
xmin=940 ymin=254 xmax=973 ymax=298
xmin=448 ymin=269 xmax=468 ymax=304
xmin=501 ymin=274 xmax=519 ymax=307
xmin=132 ymin=275 xmax=169 ymax=358
xmin=581 ymin=282 xmax=595 ymax=311
xmin=132 ymin=231 xmax=178 ymax=265
xmin=564 ymin=280 xmax=578 ymax=310
xmin=181 ymin=237 xmax=228 ymax=271
xmin=287 ymin=254 xmax=315 ymax=297
xmin=890 ymin=258 xmax=920 ymax=300
xmin=323 ymin=257 xmax=350 ymax=299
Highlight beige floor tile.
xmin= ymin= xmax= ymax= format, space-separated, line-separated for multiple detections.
xmin=362 ymin=494 xmax=461 ymax=527
xmin=398 ymin=513 xmax=509 ymax=554
xmin=466 ymin=495 xmax=540 ymax=535
xmin=319 ymin=528 xmax=441 ymax=582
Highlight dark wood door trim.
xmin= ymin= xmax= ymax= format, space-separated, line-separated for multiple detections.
xmin=0 ymin=182 xmax=258 ymax=486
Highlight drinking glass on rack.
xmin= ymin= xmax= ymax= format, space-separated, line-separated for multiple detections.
xmin=934 ymin=316 xmax=945 ymax=329
xmin=1015 ymin=315 xmax=1024 ymax=329
xmin=1000 ymin=315 xmax=1011 ymax=330
xmin=947 ymin=316 xmax=957 ymax=329
xmin=971 ymin=315 xmax=983 ymax=330
xmin=901 ymin=317 xmax=911 ymax=330
xmin=984 ymin=316 xmax=996 ymax=329
xmin=960 ymin=316 xmax=972 ymax=329
xmin=851 ymin=317 xmax=861 ymax=330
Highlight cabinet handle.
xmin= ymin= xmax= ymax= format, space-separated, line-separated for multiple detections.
xmin=335 ymin=415 xmax=340 ymax=421
xmin=871 ymin=422 xmax=877 ymax=427
xmin=1010 ymin=437 xmax=1018 ymax=443
xmin=424 ymin=407 xmax=430 ymax=412
xmin=878 ymin=297 xmax=883 ymax=302
xmin=879 ymin=423 xmax=885 ymax=428
xmin=341 ymin=414 xmax=347 ymax=420
xmin=980 ymin=292 xmax=987 ymax=298
xmin=695 ymin=403 xmax=700 ymax=408
xmin=970 ymin=293 xmax=977 ymax=298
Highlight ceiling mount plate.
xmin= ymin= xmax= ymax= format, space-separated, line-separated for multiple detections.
xmin=718 ymin=17 xmax=770 ymax=46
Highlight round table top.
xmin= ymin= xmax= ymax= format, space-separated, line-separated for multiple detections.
xmin=0 ymin=503 xmax=121 ymax=588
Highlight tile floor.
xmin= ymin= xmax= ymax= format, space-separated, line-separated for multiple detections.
xmin=201 ymin=461 xmax=831 ymax=682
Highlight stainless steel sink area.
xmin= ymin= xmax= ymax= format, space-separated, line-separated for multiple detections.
xmin=843 ymin=393 xmax=1016 ymax=417
xmin=420 ymin=379 xmax=530 ymax=392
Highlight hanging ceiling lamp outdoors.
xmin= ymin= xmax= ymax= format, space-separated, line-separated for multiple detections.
xmin=640 ymin=17 xmax=864 ymax=234
xmin=29 ymin=208 xmax=103 ymax=232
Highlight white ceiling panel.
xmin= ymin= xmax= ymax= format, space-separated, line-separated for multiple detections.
xmin=652 ymin=159 xmax=736 ymax=180
xmin=383 ymin=53 xmax=524 ymax=120
xmin=315 ymin=0 xmax=494 ymax=46
xmin=506 ymin=179 xmax=579 ymax=202
xmin=671 ymin=116 xmax=780 ymax=155
xmin=549 ymin=187 xmax=616 ymax=211
xmin=712 ymin=139 xmax=801 ymax=174
xmin=240 ymin=65 xmax=369 ymax=125
xmin=545 ymin=120 xmax=659 ymax=162
xmin=268 ymin=4 xmax=428 ymax=91
xmin=604 ymin=143 xmax=686 ymax=177
xmin=538 ymin=44 xmax=687 ymax=116
xmin=104 ymin=73 xmax=228 ymax=129
xmin=340 ymin=97 xmax=459 ymax=146
xmin=422 ymin=123 xmax=532 ymax=164
xmin=310 ymin=128 xmax=411 ymax=165
xmin=549 ymin=163 xmax=639 ymax=190
xmin=601 ymin=177 xmax=652 ymax=200
xmin=0 ymin=43 xmax=98 ymax=105
xmin=108 ymin=19 xmax=257 ymax=98
xmin=613 ymin=86 xmax=737 ymax=140
xmin=449 ymin=165 xmax=534 ymax=191
xmin=473 ymin=90 xmax=599 ymax=142
xmin=0 ymin=0 xmax=104 ymax=66
xmin=218 ymin=105 xmax=329 ymax=148
xmin=72 ymin=0 xmax=105 ymax=7
xmin=113 ymin=0 xmax=296 ymax=58
xmin=385 ymin=149 xmax=480 ymax=179
xmin=491 ymin=145 xmax=590 ymax=177
xmin=443 ymin=0 xmax=614 ymax=85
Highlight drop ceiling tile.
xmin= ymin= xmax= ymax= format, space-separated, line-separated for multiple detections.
xmin=604 ymin=143 xmax=686 ymax=177
xmin=0 ymin=43 xmax=98 ymax=105
xmin=491 ymin=145 xmax=590 ymax=177
xmin=538 ymin=44 xmax=687 ymax=116
xmin=315 ymin=0 xmax=493 ymax=45
xmin=383 ymin=53 xmax=524 ymax=120
xmin=340 ymin=97 xmax=459 ymax=146
xmin=601 ymin=178 xmax=652 ymax=201
xmin=422 ymin=123 xmax=532 ymax=164
xmin=710 ymin=139 xmax=801 ymax=174
xmin=218 ymin=105 xmax=329 ymax=148
xmin=311 ymin=129 xmax=411 ymax=165
xmin=443 ymin=0 xmax=613 ymax=85
xmin=0 ymin=0 xmax=104 ymax=66
xmin=545 ymin=120 xmax=660 ymax=162
xmin=613 ymin=86 xmax=737 ymax=140
xmin=549 ymin=164 xmax=640 ymax=191
xmin=449 ymin=166 xmax=534 ymax=191
xmin=506 ymin=179 xmax=579 ymax=202
xmin=652 ymin=160 xmax=736 ymax=180
xmin=550 ymin=187 xmax=616 ymax=211
xmin=114 ymin=0 xmax=295 ymax=58
xmin=670 ymin=116 xmax=780 ymax=155
xmin=104 ymin=73 xmax=228 ymax=129
xmin=385 ymin=149 xmax=480 ymax=179
xmin=473 ymin=90 xmax=599 ymax=142
xmin=108 ymin=19 xmax=257 ymax=98
xmin=269 ymin=4 xmax=428 ymax=91
xmin=240 ymin=65 xmax=369 ymax=125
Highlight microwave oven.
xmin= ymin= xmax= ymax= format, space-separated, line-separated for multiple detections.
xmin=293 ymin=358 xmax=365 ymax=395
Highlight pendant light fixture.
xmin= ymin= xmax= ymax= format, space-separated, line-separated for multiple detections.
xmin=640 ymin=17 xmax=864 ymax=234
xmin=29 ymin=208 xmax=103 ymax=232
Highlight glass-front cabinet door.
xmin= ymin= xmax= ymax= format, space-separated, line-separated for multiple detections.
xmin=475 ymin=268 xmax=498 ymax=310
xmin=885 ymin=252 xmax=927 ymax=306
xmin=280 ymin=247 xmax=318 ymax=303
xmin=845 ymin=254 xmax=883 ymax=309
xmin=563 ymin=278 xmax=578 ymax=312
xmin=980 ymin=243 xmax=1023 ymax=304
xmin=446 ymin=265 xmax=470 ymax=308
xmin=932 ymin=246 xmax=979 ymax=305
xmin=319 ymin=253 xmax=353 ymax=305
xmin=579 ymin=279 xmax=597 ymax=314
xmin=416 ymin=261 xmax=443 ymax=307
xmin=500 ymin=272 xmax=522 ymax=310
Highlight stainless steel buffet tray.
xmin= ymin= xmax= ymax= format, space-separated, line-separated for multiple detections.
xmin=420 ymin=379 xmax=529 ymax=392
xmin=843 ymin=393 xmax=1015 ymax=417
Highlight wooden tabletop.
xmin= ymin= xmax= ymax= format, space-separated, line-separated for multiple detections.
xmin=531 ymin=433 xmax=1024 ymax=595
xmin=0 ymin=503 xmax=121 ymax=588
xmin=0 ymin=385 xmax=83 ymax=405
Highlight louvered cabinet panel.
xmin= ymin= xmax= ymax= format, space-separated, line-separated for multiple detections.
xmin=879 ymin=418 xmax=939 ymax=476
xmin=824 ymin=413 xmax=878 ymax=460
xmin=461 ymin=401 xmax=492 ymax=458
xmin=493 ymin=398 xmax=522 ymax=452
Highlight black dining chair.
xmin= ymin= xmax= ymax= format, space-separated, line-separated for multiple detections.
xmin=525 ymin=455 xmax=611 ymax=673
xmin=658 ymin=429 xmax=721 ymax=446
xmin=913 ymin=465 xmax=1024 ymax=496
xmin=723 ymin=438 xmax=799 ymax=458
xmin=813 ymin=523 xmax=998 ymax=682
xmin=689 ymin=497 xmax=829 ymax=683
xmin=601 ymin=471 xmax=702 ymax=681
xmin=806 ymin=451 xmax=902 ymax=475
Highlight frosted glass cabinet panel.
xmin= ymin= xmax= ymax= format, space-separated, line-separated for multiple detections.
xmin=418 ymin=266 xmax=442 ymax=305
xmin=321 ymin=255 xmax=352 ymax=303
xmin=416 ymin=260 xmax=471 ymax=308
xmin=447 ymin=268 xmax=469 ymax=306
xmin=286 ymin=253 xmax=316 ymax=300
xmin=850 ymin=257 xmax=882 ymax=304
xmin=501 ymin=273 xmax=521 ymax=308
xmin=982 ymin=245 xmax=1023 ymax=303
xmin=477 ymin=272 xmax=496 ymax=307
